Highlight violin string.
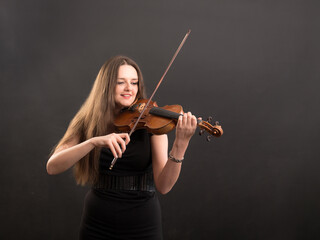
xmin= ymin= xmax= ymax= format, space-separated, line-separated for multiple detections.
xmin=109 ymin=30 xmax=191 ymax=170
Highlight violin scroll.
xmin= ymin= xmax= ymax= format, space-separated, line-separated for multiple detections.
xmin=198 ymin=119 xmax=223 ymax=139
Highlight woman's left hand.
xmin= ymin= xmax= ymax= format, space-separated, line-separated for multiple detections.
xmin=175 ymin=112 xmax=198 ymax=142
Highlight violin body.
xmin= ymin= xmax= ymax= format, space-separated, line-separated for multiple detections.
xmin=114 ymin=99 xmax=223 ymax=138
xmin=114 ymin=99 xmax=183 ymax=135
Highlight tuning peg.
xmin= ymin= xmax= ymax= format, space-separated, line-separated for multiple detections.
xmin=207 ymin=116 xmax=213 ymax=123
xmin=199 ymin=129 xmax=205 ymax=136
xmin=206 ymin=135 xmax=212 ymax=142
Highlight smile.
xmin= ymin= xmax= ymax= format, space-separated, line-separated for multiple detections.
xmin=121 ymin=94 xmax=132 ymax=99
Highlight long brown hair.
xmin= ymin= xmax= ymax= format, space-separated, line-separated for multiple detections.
xmin=53 ymin=56 xmax=146 ymax=185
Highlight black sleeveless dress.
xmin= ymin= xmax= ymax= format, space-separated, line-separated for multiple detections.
xmin=79 ymin=130 xmax=163 ymax=240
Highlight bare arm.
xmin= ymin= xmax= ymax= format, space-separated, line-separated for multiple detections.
xmin=152 ymin=112 xmax=197 ymax=194
xmin=46 ymin=133 xmax=130 ymax=175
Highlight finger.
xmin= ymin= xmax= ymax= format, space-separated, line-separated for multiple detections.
xmin=112 ymin=138 xmax=123 ymax=158
xmin=177 ymin=114 xmax=183 ymax=128
xmin=191 ymin=114 xmax=197 ymax=127
xmin=187 ymin=112 xmax=193 ymax=125
xmin=115 ymin=134 xmax=127 ymax=154
xmin=118 ymin=133 xmax=130 ymax=145
xmin=182 ymin=113 xmax=188 ymax=126
xmin=108 ymin=144 xmax=118 ymax=159
xmin=185 ymin=112 xmax=194 ymax=127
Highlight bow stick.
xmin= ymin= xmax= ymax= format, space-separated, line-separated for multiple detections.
xmin=109 ymin=29 xmax=191 ymax=170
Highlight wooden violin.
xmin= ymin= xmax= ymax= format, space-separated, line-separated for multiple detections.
xmin=114 ymin=99 xmax=223 ymax=140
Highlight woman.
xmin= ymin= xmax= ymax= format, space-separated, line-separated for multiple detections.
xmin=47 ymin=56 xmax=197 ymax=239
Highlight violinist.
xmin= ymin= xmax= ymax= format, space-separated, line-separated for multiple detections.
xmin=46 ymin=55 xmax=198 ymax=239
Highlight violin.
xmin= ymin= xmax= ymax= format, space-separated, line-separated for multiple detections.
xmin=114 ymin=98 xmax=223 ymax=139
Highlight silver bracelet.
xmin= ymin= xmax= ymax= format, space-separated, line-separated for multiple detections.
xmin=169 ymin=153 xmax=184 ymax=163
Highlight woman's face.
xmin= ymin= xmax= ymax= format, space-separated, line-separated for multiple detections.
xmin=114 ymin=64 xmax=139 ymax=110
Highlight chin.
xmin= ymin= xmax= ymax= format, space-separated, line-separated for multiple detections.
xmin=120 ymin=100 xmax=134 ymax=108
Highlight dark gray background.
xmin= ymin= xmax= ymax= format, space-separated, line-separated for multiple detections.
xmin=1 ymin=0 xmax=320 ymax=239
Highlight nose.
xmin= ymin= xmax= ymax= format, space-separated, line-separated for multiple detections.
xmin=124 ymin=82 xmax=132 ymax=91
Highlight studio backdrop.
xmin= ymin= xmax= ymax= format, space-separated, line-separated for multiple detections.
xmin=1 ymin=0 xmax=320 ymax=239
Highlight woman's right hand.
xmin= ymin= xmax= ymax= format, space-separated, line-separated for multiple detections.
xmin=90 ymin=133 xmax=130 ymax=159
xmin=47 ymin=133 xmax=130 ymax=175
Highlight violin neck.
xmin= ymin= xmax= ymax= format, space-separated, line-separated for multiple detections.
xmin=149 ymin=107 xmax=181 ymax=120
xmin=149 ymin=107 xmax=201 ymax=124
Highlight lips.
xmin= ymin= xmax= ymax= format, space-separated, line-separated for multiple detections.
xmin=120 ymin=94 xmax=132 ymax=99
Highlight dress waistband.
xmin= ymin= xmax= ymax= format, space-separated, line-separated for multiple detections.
xmin=93 ymin=171 xmax=156 ymax=192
